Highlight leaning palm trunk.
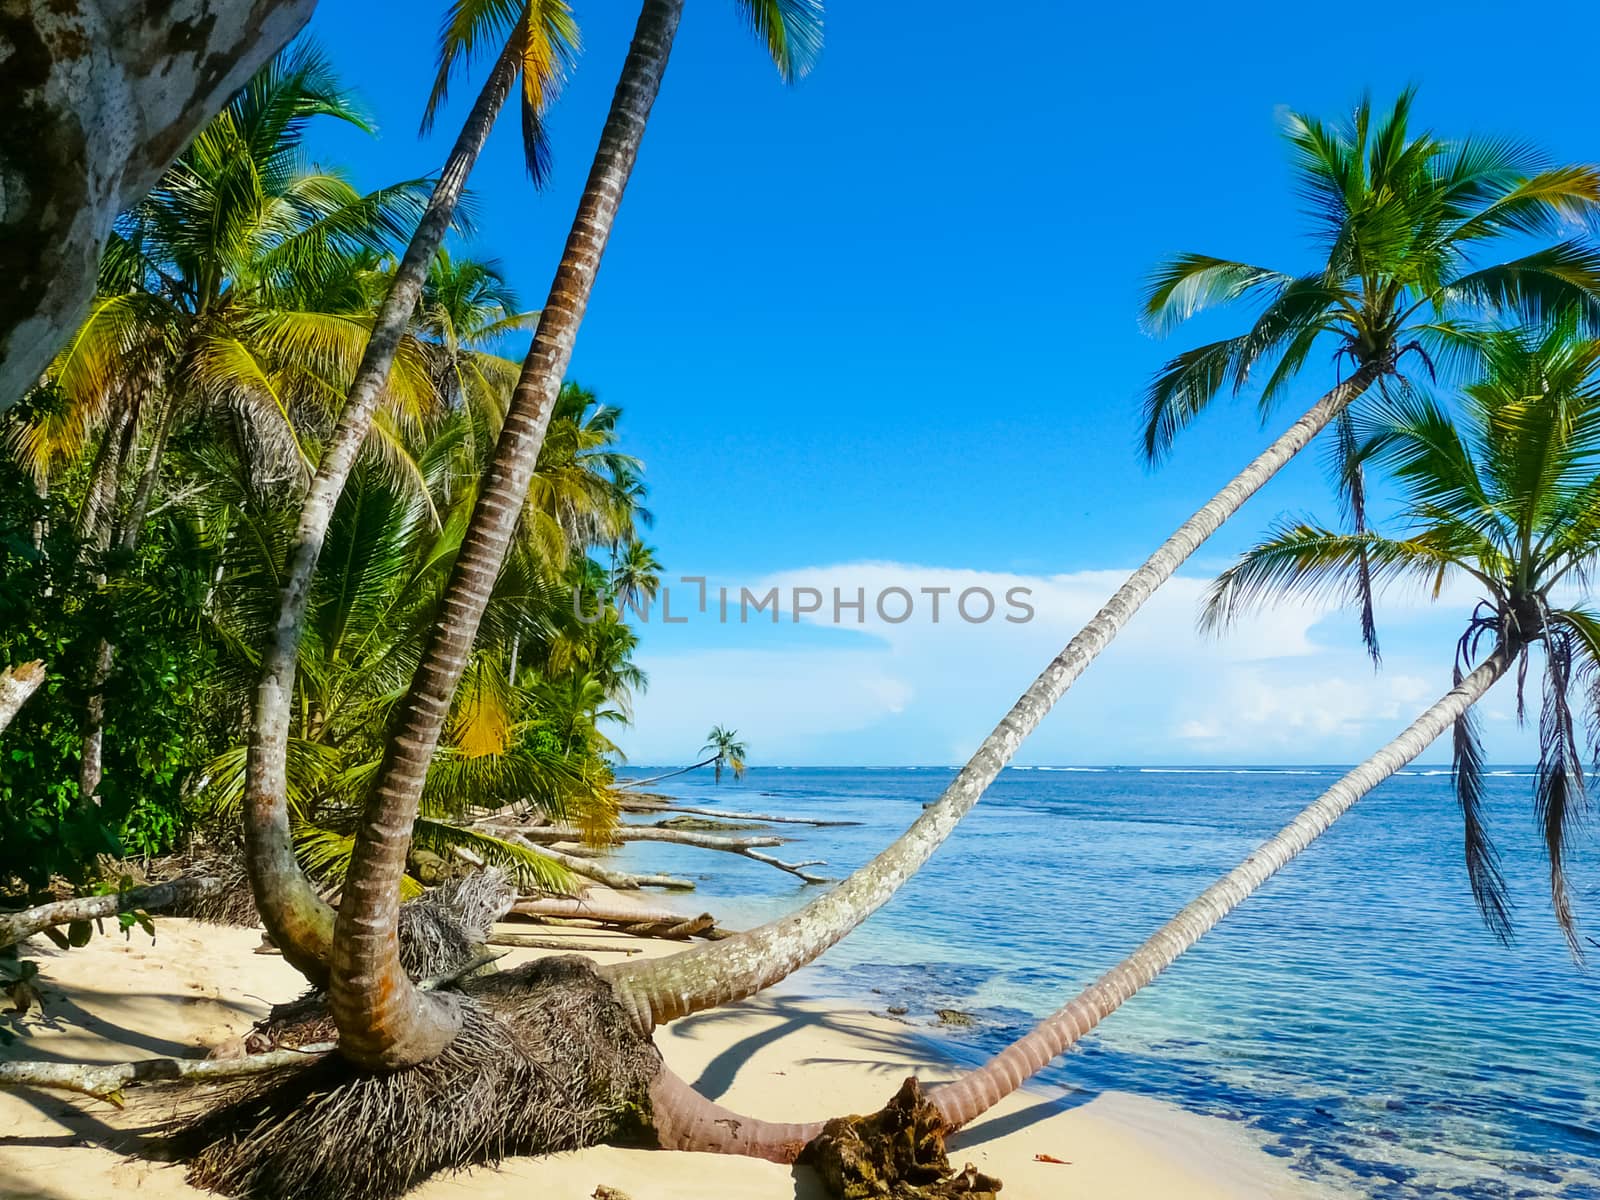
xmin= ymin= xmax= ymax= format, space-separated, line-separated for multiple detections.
xmin=241 ymin=41 xmax=524 ymax=982
xmin=927 ymin=644 xmax=1513 ymax=1129
xmin=327 ymin=0 xmax=686 ymax=1069
xmin=616 ymin=754 xmax=719 ymax=789
xmin=648 ymin=644 xmax=1513 ymax=1162
xmin=603 ymin=363 xmax=1381 ymax=1031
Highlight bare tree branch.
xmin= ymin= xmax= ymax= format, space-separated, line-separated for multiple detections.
xmin=0 ymin=1042 xmax=333 ymax=1105
xmin=0 ymin=876 xmax=221 ymax=949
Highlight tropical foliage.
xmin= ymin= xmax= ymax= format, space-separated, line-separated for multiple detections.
xmin=0 ymin=47 xmax=656 ymax=900
xmin=1206 ymin=318 xmax=1600 ymax=952
xmin=1145 ymin=90 xmax=1600 ymax=658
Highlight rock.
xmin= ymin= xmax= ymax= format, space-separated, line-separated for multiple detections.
xmin=935 ymin=1009 xmax=976 ymax=1028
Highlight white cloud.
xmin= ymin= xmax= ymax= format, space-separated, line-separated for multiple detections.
xmin=617 ymin=560 xmax=1538 ymax=766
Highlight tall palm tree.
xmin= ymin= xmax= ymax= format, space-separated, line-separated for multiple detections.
xmin=610 ymin=538 xmax=661 ymax=613
xmin=646 ymin=318 xmax=1600 ymax=1160
xmin=917 ymin=319 xmax=1600 ymax=1131
xmin=324 ymin=0 xmax=824 ymax=1067
xmin=598 ymin=97 xmax=1600 ymax=1034
xmin=702 ymin=725 xmax=748 ymax=784
xmin=243 ymin=5 xmax=579 ymax=983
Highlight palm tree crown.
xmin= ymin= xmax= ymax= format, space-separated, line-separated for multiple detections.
xmin=1206 ymin=319 xmax=1600 ymax=953
xmin=701 ymin=725 xmax=748 ymax=784
xmin=1144 ymin=90 xmax=1600 ymax=463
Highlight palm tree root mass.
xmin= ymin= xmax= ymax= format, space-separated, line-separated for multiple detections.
xmin=799 ymin=1078 xmax=1002 ymax=1200
xmin=177 ymin=957 xmax=663 ymax=1200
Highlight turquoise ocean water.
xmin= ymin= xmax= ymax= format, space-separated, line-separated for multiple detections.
xmin=610 ymin=765 xmax=1600 ymax=1199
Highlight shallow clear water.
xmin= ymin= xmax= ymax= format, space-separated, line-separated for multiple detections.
xmin=611 ymin=765 xmax=1600 ymax=1198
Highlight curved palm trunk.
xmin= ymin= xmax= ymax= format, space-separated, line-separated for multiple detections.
xmin=649 ymin=645 xmax=1512 ymax=1162
xmin=603 ymin=363 xmax=1382 ymax=1031
xmin=241 ymin=40 xmax=523 ymax=983
xmin=618 ymin=754 xmax=719 ymax=789
xmin=928 ymin=645 xmax=1512 ymax=1130
xmin=327 ymin=0 xmax=686 ymax=1069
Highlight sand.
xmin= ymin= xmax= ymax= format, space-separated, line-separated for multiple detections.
xmin=0 ymin=919 xmax=1336 ymax=1200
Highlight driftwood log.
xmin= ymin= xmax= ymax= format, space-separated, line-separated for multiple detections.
xmin=0 ymin=875 xmax=221 ymax=949
xmin=483 ymin=822 xmax=835 ymax=885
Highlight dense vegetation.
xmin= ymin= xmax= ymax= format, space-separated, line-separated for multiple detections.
xmin=0 ymin=48 xmax=656 ymax=899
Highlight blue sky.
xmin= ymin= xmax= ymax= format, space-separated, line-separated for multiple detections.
xmin=306 ymin=0 xmax=1600 ymax=765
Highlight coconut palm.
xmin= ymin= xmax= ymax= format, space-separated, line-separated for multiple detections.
xmin=610 ymin=539 xmax=661 ymax=613
xmin=885 ymin=319 xmax=1600 ymax=1140
xmin=242 ymin=4 xmax=579 ymax=981
xmin=595 ymin=95 xmax=1600 ymax=1036
xmin=1144 ymin=92 xmax=1600 ymax=659
xmin=319 ymin=0 xmax=824 ymax=1071
xmin=702 ymin=726 xmax=748 ymax=784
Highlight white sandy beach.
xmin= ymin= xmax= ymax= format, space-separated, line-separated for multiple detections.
xmin=0 ymin=919 xmax=1335 ymax=1200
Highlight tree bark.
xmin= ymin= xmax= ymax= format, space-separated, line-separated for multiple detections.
xmin=927 ymin=646 xmax=1513 ymax=1129
xmin=241 ymin=38 xmax=523 ymax=985
xmin=0 ymin=875 xmax=221 ymax=949
xmin=602 ymin=365 xmax=1382 ymax=1032
xmin=0 ymin=660 xmax=46 ymax=735
xmin=0 ymin=0 xmax=316 ymax=410
xmin=328 ymin=0 xmax=686 ymax=1070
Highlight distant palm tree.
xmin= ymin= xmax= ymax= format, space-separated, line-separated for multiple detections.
xmin=611 ymin=723 xmax=747 ymax=790
xmin=922 ymin=319 xmax=1600 ymax=1134
xmin=701 ymin=725 xmax=748 ymax=785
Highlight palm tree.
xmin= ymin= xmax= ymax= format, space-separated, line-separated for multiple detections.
xmin=638 ymin=318 xmax=1600 ymax=1164
xmin=909 ymin=318 xmax=1600 ymax=1134
xmin=242 ymin=5 xmax=578 ymax=982
xmin=702 ymin=726 xmax=748 ymax=784
xmin=1144 ymin=90 xmax=1600 ymax=658
xmin=321 ymin=0 xmax=824 ymax=1070
xmin=597 ymin=96 xmax=1600 ymax=1034
xmin=610 ymin=539 xmax=661 ymax=613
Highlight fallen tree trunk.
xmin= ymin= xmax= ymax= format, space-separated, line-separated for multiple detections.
xmin=0 ymin=1042 xmax=333 ymax=1104
xmin=616 ymin=798 xmax=859 ymax=828
xmin=487 ymin=823 xmax=782 ymax=850
xmin=0 ymin=660 xmax=46 ymax=734
xmin=508 ymin=897 xmax=730 ymax=940
xmin=484 ymin=933 xmax=642 ymax=955
xmin=0 ymin=876 xmax=221 ymax=949
xmin=486 ymin=823 xmax=833 ymax=884
xmin=498 ymin=830 xmax=695 ymax=891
